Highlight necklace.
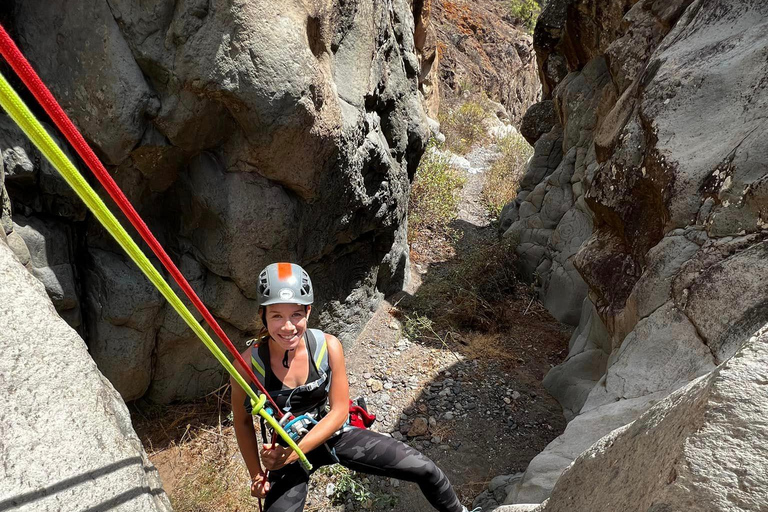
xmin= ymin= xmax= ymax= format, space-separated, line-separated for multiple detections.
xmin=282 ymin=348 xmax=295 ymax=368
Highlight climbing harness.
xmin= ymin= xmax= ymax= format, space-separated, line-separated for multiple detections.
xmin=0 ymin=25 xmax=311 ymax=472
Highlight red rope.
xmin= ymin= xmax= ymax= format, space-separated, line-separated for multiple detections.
xmin=0 ymin=24 xmax=282 ymax=417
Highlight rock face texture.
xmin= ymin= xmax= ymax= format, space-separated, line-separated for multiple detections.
xmin=431 ymin=0 xmax=540 ymax=124
xmin=0 ymin=242 xmax=171 ymax=512
xmin=509 ymin=324 xmax=768 ymax=512
xmin=1 ymin=0 xmax=430 ymax=402
xmin=497 ymin=0 xmax=768 ymax=506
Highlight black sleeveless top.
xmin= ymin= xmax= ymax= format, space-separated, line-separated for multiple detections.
xmin=247 ymin=329 xmax=332 ymax=416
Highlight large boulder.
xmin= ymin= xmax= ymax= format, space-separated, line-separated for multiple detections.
xmin=2 ymin=0 xmax=430 ymax=402
xmin=0 ymin=241 xmax=171 ymax=512
xmin=534 ymin=323 xmax=768 ymax=512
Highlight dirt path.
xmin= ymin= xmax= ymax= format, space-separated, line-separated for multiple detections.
xmin=135 ymin=142 xmax=571 ymax=512
xmin=327 ymin=145 xmax=571 ymax=511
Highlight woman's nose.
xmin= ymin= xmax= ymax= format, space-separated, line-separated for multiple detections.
xmin=282 ymin=319 xmax=295 ymax=330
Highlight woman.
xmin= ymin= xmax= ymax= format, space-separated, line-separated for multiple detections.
xmin=231 ymin=262 xmax=478 ymax=512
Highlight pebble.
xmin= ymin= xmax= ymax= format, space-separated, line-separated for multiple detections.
xmin=392 ymin=431 xmax=405 ymax=441
xmin=444 ymin=412 xmax=454 ymax=420
xmin=512 ymin=391 xmax=521 ymax=400
xmin=428 ymin=416 xmax=437 ymax=428
xmin=380 ymin=392 xmax=391 ymax=404
xmin=503 ymin=397 xmax=511 ymax=404
xmin=370 ymin=379 xmax=383 ymax=392
xmin=384 ymin=381 xmax=394 ymax=390
xmin=363 ymin=372 xmax=372 ymax=379
xmin=407 ymin=417 xmax=429 ymax=437
xmin=431 ymin=436 xmax=442 ymax=444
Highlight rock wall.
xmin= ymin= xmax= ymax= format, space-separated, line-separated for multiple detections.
xmin=0 ymin=0 xmax=431 ymax=403
xmin=0 ymin=241 xmax=171 ymax=512
xmin=496 ymin=0 xmax=768 ymax=505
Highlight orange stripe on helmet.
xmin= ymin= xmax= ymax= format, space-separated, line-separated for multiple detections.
xmin=277 ymin=262 xmax=293 ymax=280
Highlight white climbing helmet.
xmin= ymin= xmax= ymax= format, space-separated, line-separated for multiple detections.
xmin=257 ymin=262 xmax=314 ymax=306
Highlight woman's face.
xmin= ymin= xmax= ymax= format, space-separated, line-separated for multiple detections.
xmin=264 ymin=303 xmax=311 ymax=350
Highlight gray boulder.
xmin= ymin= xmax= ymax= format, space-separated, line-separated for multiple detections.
xmin=85 ymin=248 xmax=163 ymax=402
xmin=538 ymin=323 xmax=768 ymax=512
xmin=15 ymin=0 xmax=155 ymax=166
xmin=0 ymin=241 xmax=171 ymax=512
xmin=13 ymin=215 xmax=81 ymax=328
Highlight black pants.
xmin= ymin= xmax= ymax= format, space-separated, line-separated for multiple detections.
xmin=264 ymin=427 xmax=464 ymax=512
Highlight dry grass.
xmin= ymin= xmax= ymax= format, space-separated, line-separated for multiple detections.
xmin=482 ymin=132 xmax=533 ymax=218
xmin=130 ymin=385 xmax=258 ymax=512
xmin=408 ymin=140 xmax=466 ymax=243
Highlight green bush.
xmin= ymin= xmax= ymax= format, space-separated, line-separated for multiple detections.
xmin=439 ymin=101 xmax=488 ymax=154
xmin=508 ymin=0 xmax=542 ymax=33
xmin=409 ymin=140 xmax=466 ymax=241
xmin=482 ymin=132 xmax=533 ymax=218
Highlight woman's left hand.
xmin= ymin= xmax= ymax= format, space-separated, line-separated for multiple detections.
xmin=260 ymin=443 xmax=295 ymax=471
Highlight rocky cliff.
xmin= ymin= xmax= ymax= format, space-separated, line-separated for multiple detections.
xmin=1 ymin=0 xmax=430 ymax=403
xmin=495 ymin=0 xmax=768 ymax=507
xmin=430 ymin=0 xmax=540 ymax=124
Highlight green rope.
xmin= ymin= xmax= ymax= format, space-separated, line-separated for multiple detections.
xmin=0 ymin=70 xmax=311 ymax=472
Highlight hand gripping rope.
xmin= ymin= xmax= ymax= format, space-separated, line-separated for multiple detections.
xmin=0 ymin=31 xmax=311 ymax=472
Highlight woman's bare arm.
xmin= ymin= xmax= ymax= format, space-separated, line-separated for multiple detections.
xmin=231 ymin=352 xmax=265 ymax=479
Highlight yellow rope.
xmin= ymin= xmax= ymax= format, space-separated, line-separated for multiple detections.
xmin=0 ymin=70 xmax=311 ymax=471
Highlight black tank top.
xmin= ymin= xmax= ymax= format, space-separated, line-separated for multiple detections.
xmin=255 ymin=333 xmax=331 ymax=416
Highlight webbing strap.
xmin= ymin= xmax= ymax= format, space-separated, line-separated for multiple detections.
xmin=0 ymin=70 xmax=311 ymax=472
xmin=0 ymin=24 xmax=282 ymax=417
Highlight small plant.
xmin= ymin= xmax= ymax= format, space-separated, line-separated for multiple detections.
xmin=439 ymin=101 xmax=489 ymax=154
xmin=409 ymin=139 xmax=466 ymax=242
xmin=508 ymin=0 xmax=542 ymax=33
xmin=482 ymin=132 xmax=533 ymax=218
xmin=319 ymin=466 xmax=398 ymax=508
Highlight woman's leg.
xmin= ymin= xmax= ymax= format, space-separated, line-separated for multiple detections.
xmin=328 ymin=427 xmax=464 ymax=512
xmin=264 ymin=443 xmax=339 ymax=512
xmin=263 ymin=463 xmax=310 ymax=512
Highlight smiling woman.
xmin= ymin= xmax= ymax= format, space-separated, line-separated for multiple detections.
xmin=230 ymin=262 xmax=478 ymax=512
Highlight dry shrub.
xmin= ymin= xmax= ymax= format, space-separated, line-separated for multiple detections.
xmin=408 ymin=140 xmax=466 ymax=242
xmin=439 ymin=101 xmax=488 ymax=154
xmin=404 ymin=238 xmax=520 ymax=335
xmin=482 ymin=132 xmax=532 ymax=218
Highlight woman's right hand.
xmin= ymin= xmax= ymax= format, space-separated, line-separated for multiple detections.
xmin=250 ymin=473 xmax=271 ymax=499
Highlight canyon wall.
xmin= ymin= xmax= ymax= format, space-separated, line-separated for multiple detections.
xmin=1 ymin=0 xmax=430 ymax=403
xmin=495 ymin=0 xmax=768 ymax=507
